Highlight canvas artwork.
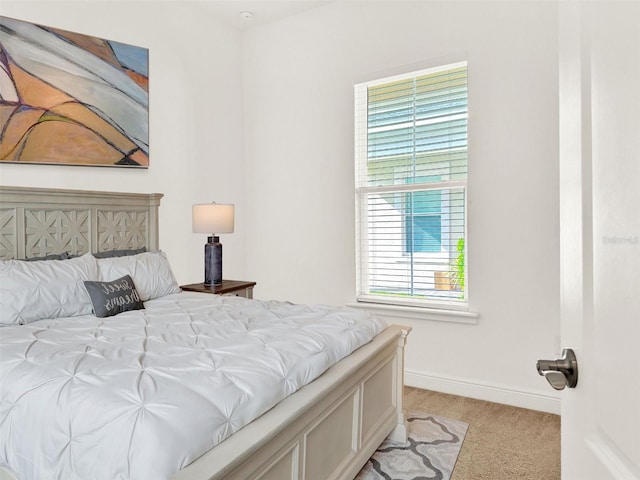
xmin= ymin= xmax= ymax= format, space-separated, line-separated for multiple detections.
xmin=0 ymin=16 xmax=149 ymax=167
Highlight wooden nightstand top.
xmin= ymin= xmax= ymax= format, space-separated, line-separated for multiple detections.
xmin=181 ymin=280 xmax=256 ymax=297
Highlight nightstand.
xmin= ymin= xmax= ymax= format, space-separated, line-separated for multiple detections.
xmin=180 ymin=280 xmax=256 ymax=299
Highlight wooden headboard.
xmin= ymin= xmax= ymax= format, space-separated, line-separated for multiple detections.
xmin=0 ymin=186 xmax=163 ymax=260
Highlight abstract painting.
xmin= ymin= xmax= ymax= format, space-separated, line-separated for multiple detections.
xmin=0 ymin=16 xmax=149 ymax=167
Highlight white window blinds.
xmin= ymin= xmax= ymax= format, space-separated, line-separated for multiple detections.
xmin=355 ymin=62 xmax=468 ymax=308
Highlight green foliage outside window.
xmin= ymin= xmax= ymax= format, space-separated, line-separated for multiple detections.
xmin=451 ymin=237 xmax=465 ymax=297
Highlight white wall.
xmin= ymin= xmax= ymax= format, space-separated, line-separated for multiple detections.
xmin=0 ymin=1 xmax=247 ymax=285
xmin=1 ymin=1 xmax=562 ymax=413
xmin=242 ymin=1 xmax=561 ymax=412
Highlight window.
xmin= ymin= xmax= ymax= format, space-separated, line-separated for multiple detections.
xmin=355 ymin=62 xmax=468 ymax=309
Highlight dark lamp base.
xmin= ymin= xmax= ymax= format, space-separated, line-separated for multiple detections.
xmin=204 ymin=237 xmax=222 ymax=286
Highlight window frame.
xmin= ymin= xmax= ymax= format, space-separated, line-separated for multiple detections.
xmin=354 ymin=62 xmax=469 ymax=311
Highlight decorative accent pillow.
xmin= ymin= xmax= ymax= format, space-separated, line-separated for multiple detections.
xmin=83 ymin=275 xmax=144 ymax=318
xmin=95 ymin=250 xmax=180 ymax=301
xmin=0 ymin=253 xmax=98 ymax=326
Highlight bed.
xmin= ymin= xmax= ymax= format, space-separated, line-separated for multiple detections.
xmin=0 ymin=186 xmax=410 ymax=480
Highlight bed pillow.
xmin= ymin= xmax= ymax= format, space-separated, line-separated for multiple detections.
xmin=93 ymin=247 xmax=146 ymax=259
xmin=0 ymin=253 xmax=98 ymax=326
xmin=23 ymin=252 xmax=70 ymax=261
xmin=83 ymin=275 xmax=144 ymax=318
xmin=95 ymin=250 xmax=180 ymax=301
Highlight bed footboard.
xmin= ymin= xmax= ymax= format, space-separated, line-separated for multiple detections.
xmin=171 ymin=324 xmax=410 ymax=480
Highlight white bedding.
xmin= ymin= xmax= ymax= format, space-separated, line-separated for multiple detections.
xmin=0 ymin=292 xmax=386 ymax=480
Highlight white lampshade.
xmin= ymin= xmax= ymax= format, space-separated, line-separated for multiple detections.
xmin=192 ymin=204 xmax=234 ymax=234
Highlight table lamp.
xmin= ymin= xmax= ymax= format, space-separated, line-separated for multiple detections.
xmin=192 ymin=203 xmax=234 ymax=286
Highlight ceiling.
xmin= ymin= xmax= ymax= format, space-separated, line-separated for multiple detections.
xmin=194 ymin=1 xmax=332 ymax=30
xmin=11 ymin=0 xmax=331 ymax=31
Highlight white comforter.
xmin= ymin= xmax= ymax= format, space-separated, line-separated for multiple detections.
xmin=0 ymin=292 xmax=386 ymax=480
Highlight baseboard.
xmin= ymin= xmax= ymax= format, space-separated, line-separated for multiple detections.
xmin=405 ymin=369 xmax=561 ymax=415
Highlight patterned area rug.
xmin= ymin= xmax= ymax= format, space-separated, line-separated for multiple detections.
xmin=355 ymin=412 xmax=468 ymax=480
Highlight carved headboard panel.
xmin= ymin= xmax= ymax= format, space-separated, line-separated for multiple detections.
xmin=0 ymin=186 xmax=163 ymax=260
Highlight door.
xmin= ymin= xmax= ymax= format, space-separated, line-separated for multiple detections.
xmin=558 ymin=2 xmax=640 ymax=479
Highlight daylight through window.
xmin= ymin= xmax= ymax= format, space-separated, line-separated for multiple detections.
xmin=355 ymin=62 xmax=468 ymax=308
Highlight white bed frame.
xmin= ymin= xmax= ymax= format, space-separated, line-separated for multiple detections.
xmin=0 ymin=186 xmax=410 ymax=480
xmin=0 ymin=186 xmax=162 ymax=260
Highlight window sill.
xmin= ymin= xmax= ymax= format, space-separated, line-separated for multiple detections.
xmin=347 ymin=301 xmax=479 ymax=325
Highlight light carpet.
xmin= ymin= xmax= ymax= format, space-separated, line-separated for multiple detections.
xmin=355 ymin=412 xmax=468 ymax=480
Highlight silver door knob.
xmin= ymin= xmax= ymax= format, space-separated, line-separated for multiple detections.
xmin=536 ymin=348 xmax=578 ymax=390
